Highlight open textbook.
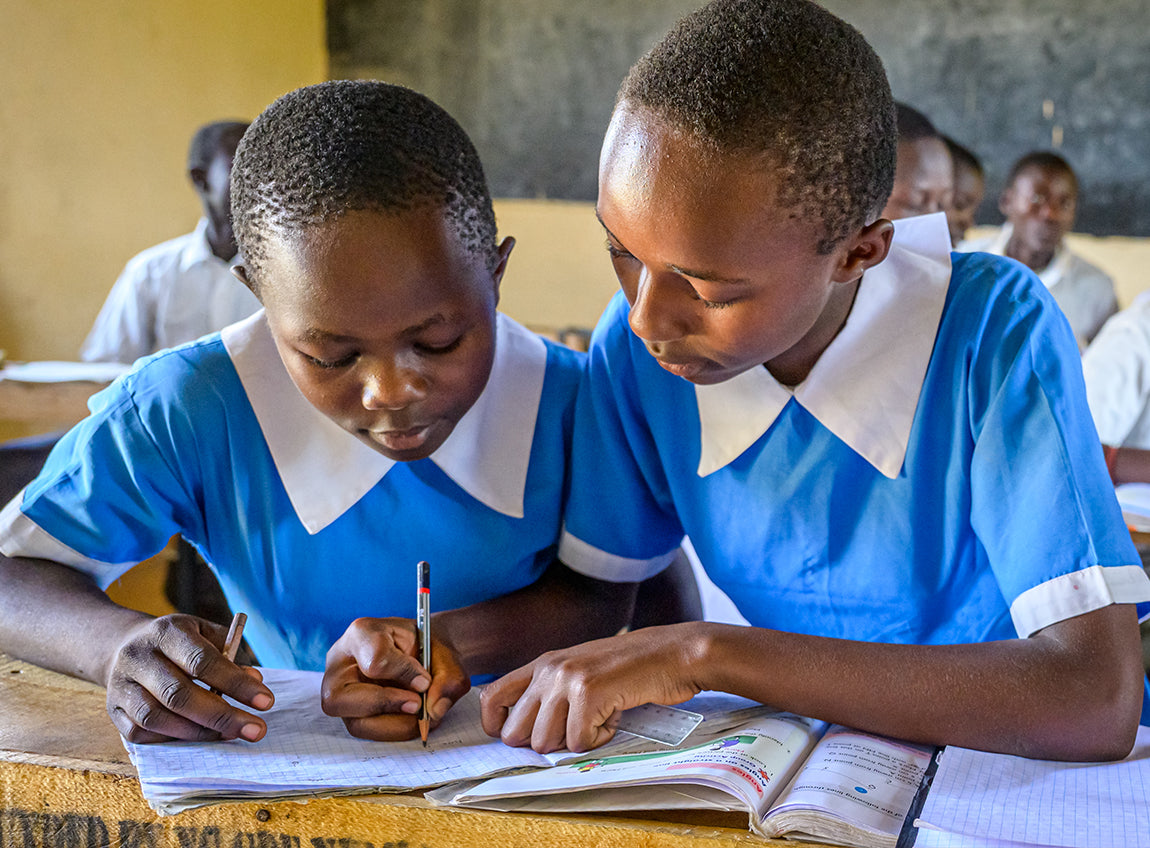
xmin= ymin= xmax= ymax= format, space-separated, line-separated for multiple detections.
xmin=123 ymin=667 xmax=779 ymax=815
xmin=429 ymin=712 xmax=935 ymax=848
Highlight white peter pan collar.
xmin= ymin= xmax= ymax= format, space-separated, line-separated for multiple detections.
xmin=695 ymin=212 xmax=952 ymax=479
xmin=221 ymin=310 xmax=547 ymax=534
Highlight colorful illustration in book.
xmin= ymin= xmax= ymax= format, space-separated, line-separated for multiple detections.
xmin=567 ymin=734 xmax=753 ymax=772
xmin=710 ymin=735 xmax=757 ymax=751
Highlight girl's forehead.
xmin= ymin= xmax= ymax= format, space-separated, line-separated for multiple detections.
xmin=259 ymin=208 xmax=494 ymax=325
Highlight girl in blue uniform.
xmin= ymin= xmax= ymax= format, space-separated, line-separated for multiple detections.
xmin=0 ymin=81 xmax=629 ymax=746
xmin=480 ymin=0 xmax=1150 ymax=762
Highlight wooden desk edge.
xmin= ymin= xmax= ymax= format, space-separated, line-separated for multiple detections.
xmin=0 ymin=654 xmax=826 ymax=847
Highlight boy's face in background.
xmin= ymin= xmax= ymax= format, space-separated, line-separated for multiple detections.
xmin=192 ymin=139 xmax=242 ymax=250
xmin=1000 ymin=165 xmax=1077 ymax=258
xmin=946 ymin=161 xmax=985 ymax=246
xmin=882 ymin=136 xmax=953 ymax=220
xmin=596 ymin=104 xmax=886 ymax=387
xmin=254 ymin=207 xmax=510 ymax=462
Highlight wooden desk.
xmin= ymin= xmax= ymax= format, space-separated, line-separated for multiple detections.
xmin=0 ymin=654 xmax=818 ymax=848
xmin=0 ymin=373 xmax=110 ymax=428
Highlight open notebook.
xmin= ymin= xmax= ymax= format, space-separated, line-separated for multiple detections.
xmin=123 ymin=667 xmax=766 ymax=815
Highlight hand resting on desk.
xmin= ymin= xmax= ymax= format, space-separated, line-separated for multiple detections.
xmin=108 ymin=613 xmax=274 ymax=743
xmin=322 ymin=617 xmax=470 ymax=741
xmin=0 ymin=554 xmax=274 ymax=745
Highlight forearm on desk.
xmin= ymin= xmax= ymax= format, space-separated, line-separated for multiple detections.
xmin=1107 ymin=444 xmax=1150 ymax=486
xmin=433 ymin=559 xmax=637 ymax=678
xmin=693 ymin=603 xmax=1144 ymax=762
xmin=0 ymin=553 xmax=149 ymax=687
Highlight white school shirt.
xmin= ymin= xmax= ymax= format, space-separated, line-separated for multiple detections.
xmin=80 ymin=218 xmax=262 ymax=364
xmin=1083 ymin=291 xmax=1150 ymax=449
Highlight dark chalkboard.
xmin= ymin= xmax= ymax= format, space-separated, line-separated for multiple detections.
xmin=328 ymin=0 xmax=1150 ymax=236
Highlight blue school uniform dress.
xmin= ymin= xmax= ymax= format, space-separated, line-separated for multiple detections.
xmin=0 ymin=311 xmax=583 ymax=671
xmin=559 ymin=213 xmax=1150 ymax=719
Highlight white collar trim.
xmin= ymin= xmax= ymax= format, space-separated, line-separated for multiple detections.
xmin=695 ymin=212 xmax=952 ymax=479
xmin=221 ymin=311 xmax=546 ymax=534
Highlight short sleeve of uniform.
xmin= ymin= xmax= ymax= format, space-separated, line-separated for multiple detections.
xmin=560 ymin=293 xmax=684 ymax=581
xmin=0 ymin=351 xmax=209 ymax=585
xmin=956 ymin=254 xmax=1147 ymax=636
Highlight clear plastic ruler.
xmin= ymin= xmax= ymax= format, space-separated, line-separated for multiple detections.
xmin=613 ymin=703 xmax=703 ymax=746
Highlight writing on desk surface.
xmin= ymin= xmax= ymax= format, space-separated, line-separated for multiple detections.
xmin=0 ymin=807 xmax=414 ymax=848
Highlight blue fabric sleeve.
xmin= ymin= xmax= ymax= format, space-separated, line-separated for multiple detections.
xmin=17 ymin=351 xmax=214 ymax=577
xmin=561 ymin=293 xmax=685 ymax=579
xmin=961 ymin=255 xmax=1141 ymax=607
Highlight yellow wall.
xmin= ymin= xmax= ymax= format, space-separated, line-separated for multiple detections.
xmin=0 ymin=1 xmax=327 ymax=366
xmin=492 ymin=199 xmax=619 ymax=335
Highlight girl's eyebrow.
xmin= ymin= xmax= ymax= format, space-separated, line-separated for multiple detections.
xmin=298 ymin=314 xmax=449 ymax=345
xmin=668 ymin=264 xmax=750 ymax=286
xmin=595 ymin=212 xmax=749 ymax=286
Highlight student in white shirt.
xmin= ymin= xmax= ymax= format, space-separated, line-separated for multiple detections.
xmin=959 ymin=151 xmax=1117 ymax=348
xmin=80 ymin=120 xmax=261 ymax=364
xmin=880 ymin=103 xmax=953 ymax=222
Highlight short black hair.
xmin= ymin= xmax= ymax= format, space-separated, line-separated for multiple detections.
xmin=942 ymin=135 xmax=984 ymax=177
xmin=1006 ymin=150 xmax=1078 ymax=194
xmin=187 ymin=120 xmax=249 ymax=173
xmin=618 ymin=0 xmax=896 ymax=254
xmin=231 ymin=80 xmax=498 ymax=286
xmin=895 ymin=103 xmax=939 ymax=142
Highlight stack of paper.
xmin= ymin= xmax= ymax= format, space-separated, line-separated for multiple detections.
xmin=0 ymin=361 xmax=129 ymax=383
xmin=1116 ymin=482 xmax=1150 ymax=532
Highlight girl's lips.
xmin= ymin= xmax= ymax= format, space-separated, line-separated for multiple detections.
xmin=655 ymin=357 xmax=706 ymax=381
xmin=370 ymin=425 xmax=431 ymax=453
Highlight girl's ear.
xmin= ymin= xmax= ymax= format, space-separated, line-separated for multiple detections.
xmin=231 ymin=264 xmax=261 ymax=300
xmin=490 ymin=236 xmax=517 ymax=307
xmin=832 ymin=219 xmax=894 ymax=283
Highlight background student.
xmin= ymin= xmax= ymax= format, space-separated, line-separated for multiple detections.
xmin=880 ymin=102 xmax=953 ymax=221
xmin=1083 ymin=292 xmax=1150 ymax=482
xmin=942 ymin=135 xmax=986 ymax=247
xmin=80 ymin=120 xmax=261 ymax=365
xmin=0 ymin=81 xmax=626 ymax=745
xmin=479 ymin=0 xmax=1149 ymax=763
xmin=959 ymin=150 xmax=1117 ymax=348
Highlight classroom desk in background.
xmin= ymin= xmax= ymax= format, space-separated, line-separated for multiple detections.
xmin=0 ymin=376 xmax=104 ymax=428
xmin=0 ymin=653 xmax=819 ymax=848
xmin=0 ymin=361 xmax=121 ymax=430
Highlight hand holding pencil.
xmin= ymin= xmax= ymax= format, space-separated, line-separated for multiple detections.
xmin=103 ymin=610 xmax=274 ymax=745
xmin=321 ymin=571 xmax=470 ymax=743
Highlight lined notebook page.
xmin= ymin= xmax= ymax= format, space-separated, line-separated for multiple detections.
xmin=124 ymin=668 xmax=556 ymax=812
xmin=124 ymin=669 xmax=774 ymax=814
xmin=913 ymin=725 xmax=1150 ymax=848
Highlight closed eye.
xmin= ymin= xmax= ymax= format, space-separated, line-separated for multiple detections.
xmin=605 ymin=241 xmax=637 ymax=262
xmin=417 ymin=336 xmax=464 ymax=355
xmin=304 ymin=352 xmax=357 ymax=369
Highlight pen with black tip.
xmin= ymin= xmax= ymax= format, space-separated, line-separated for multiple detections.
xmin=416 ymin=560 xmax=431 ymax=746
